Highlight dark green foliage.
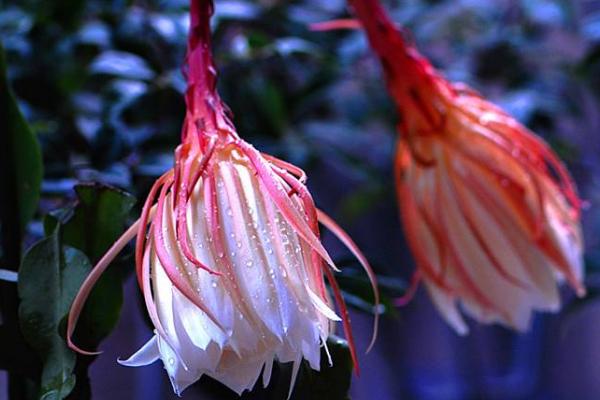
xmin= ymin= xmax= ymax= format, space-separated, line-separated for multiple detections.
xmin=44 ymin=184 xmax=135 ymax=346
xmin=16 ymin=184 xmax=135 ymax=399
xmin=0 ymin=42 xmax=42 ymax=234
xmin=18 ymin=229 xmax=89 ymax=400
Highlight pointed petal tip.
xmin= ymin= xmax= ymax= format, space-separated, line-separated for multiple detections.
xmin=308 ymin=289 xmax=341 ymax=321
xmin=455 ymin=326 xmax=469 ymax=336
xmin=117 ymin=335 xmax=160 ymax=367
xmin=116 ymin=358 xmax=132 ymax=367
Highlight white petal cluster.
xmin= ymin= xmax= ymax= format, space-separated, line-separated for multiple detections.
xmin=120 ymin=146 xmax=338 ymax=395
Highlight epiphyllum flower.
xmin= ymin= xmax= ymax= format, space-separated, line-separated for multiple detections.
xmin=315 ymin=0 xmax=584 ymax=333
xmin=67 ymin=0 xmax=377 ymax=396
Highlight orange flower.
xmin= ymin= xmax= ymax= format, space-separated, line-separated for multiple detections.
xmin=67 ymin=0 xmax=377 ymax=395
xmin=346 ymin=0 xmax=584 ymax=333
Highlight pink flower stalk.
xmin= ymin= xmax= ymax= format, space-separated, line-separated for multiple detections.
xmin=67 ymin=0 xmax=377 ymax=395
xmin=316 ymin=0 xmax=585 ymax=333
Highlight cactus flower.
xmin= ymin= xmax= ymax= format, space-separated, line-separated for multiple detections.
xmin=67 ymin=0 xmax=377 ymax=395
xmin=327 ymin=0 xmax=585 ymax=333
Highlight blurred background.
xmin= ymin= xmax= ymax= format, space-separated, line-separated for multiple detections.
xmin=2 ymin=0 xmax=600 ymax=399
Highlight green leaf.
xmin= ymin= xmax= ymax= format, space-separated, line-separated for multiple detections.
xmin=58 ymin=184 xmax=136 ymax=262
xmin=45 ymin=183 xmax=135 ymax=345
xmin=18 ymin=229 xmax=92 ymax=400
xmin=0 ymin=41 xmax=43 ymax=232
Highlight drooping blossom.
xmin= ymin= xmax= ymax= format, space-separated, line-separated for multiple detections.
xmin=67 ymin=0 xmax=378 ymax=395
xmin=316 ymin=0 xmax=585 ymax=333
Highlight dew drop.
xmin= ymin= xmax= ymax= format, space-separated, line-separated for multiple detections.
xmin=246 ymin=260 xmax=253 ymax=268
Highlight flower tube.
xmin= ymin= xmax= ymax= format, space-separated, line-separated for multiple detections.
xmin=67 ymin=0 xmax=377 ymax=395
xmin=338 ymin=0 xmax=584 ymax=333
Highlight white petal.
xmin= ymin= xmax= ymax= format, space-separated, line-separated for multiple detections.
xmin=209 ymin=353 xmax=265 ymax=395
xmin=172 ymin=287 xmax=225 ymax=350
xmin=308 ymin=288 xmax=341 ymax=321
xmin=287 ymin=357 xmax=302 ymax=400
xmin=438 ymin=161 xmax=550 ymax=329
xmin=157 ymin=335 xmax=200 ymax=396
xmin=117 ymin=335 xmax=160 ymax=367
xmin=262 ymin=356 xmax=274 ymax=388
xmin=302 ymin=337 xmax=320 ymax=370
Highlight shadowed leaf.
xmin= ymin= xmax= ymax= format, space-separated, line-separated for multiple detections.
xmin=0 ymin=41 xmax=42 ymax=233
xmin=18 ymin=229 xmax=91 ymax=400
xmin=44 ymin=183 xmax=135 ymax=346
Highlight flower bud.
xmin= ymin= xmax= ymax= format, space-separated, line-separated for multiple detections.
xmin=67 ymin=1 xmax=377 ymax=395
xmin=350 ymin=0 xmax=584 ymax=333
